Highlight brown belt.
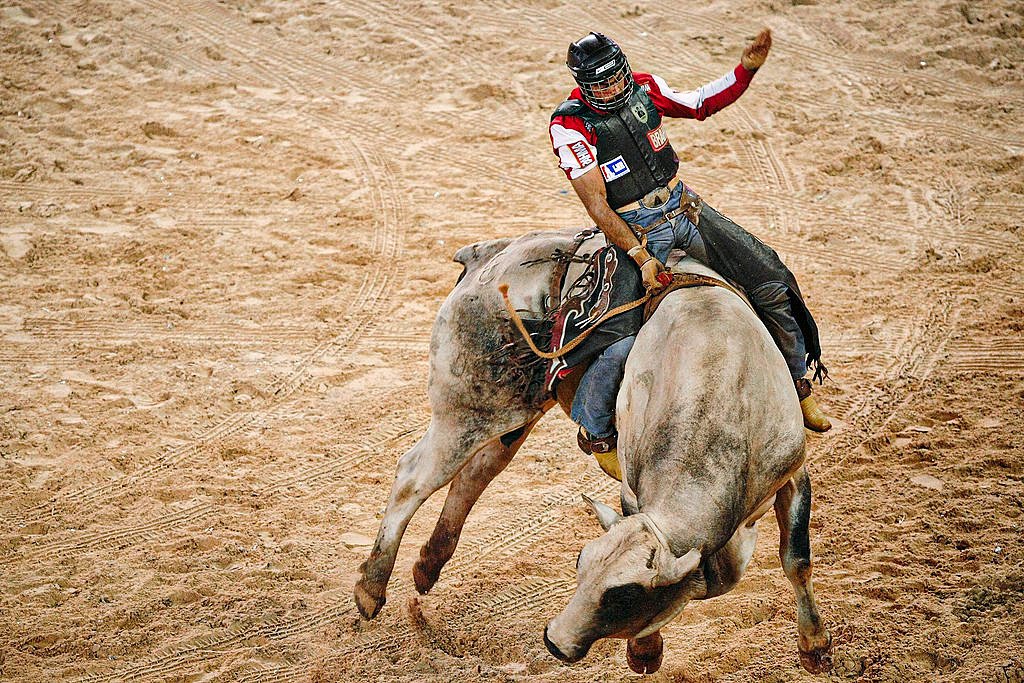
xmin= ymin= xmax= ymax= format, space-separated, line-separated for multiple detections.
xmin=624 ymin=188 xmax=703 ymax=237
xmin=615 ymin=177 xmax=681 ymax=213
xmin=629 ymin=206 xmax=687 ymax=236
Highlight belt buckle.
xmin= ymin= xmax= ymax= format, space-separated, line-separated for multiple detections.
xmin=642 ymin=185 xmax=669 ymax=209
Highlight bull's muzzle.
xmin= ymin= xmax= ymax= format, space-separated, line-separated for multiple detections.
xmin=543 ymin=625 xmax=590 ymax=664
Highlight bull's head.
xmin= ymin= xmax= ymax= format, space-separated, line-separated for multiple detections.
xmin=543 ymin=495 xmax=702 ymax=664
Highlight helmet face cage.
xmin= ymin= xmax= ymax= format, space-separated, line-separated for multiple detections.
xmin=578 ymin=62 xmax=634 ymax=112
xmin=567 ymin=33 xmax=636 ymax=112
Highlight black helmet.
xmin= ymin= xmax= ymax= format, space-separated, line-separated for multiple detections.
xmin=566 ymin=32 xmax=635 ymax=112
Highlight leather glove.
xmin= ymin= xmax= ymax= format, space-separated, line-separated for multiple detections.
xmin=639 ymin=255 xmax=667 ymax=292
xmin=741 ymin=28 xmax=772 ymax=70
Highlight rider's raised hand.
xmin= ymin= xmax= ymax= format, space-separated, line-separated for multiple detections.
xmin=741 ymin=28 xmax=772 ymax=70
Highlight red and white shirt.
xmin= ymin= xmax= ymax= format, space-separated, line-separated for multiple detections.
xmin=550 ymin=65 xmax=756 ymax=180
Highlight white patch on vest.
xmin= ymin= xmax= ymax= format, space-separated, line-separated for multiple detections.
xmin=647 ymin=124 xmax=669 ymax=151
xmin=600 ymin=155 xmax=630 ymax=181
xmin=631 ymin=101 xmax=648 ymax=124
xmin=570 ymin=140 xmax=594 ymax=166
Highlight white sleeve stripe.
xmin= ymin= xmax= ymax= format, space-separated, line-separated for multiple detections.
xmin=550 ymin=122 xmax=589 ymax=149
xmin=652 ymin=71 xmax=737 ymax=110
xmin=551 ymin=123 xmax=597 ymax=178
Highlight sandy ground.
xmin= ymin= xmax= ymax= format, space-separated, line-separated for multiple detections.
xmin=1 ymin=0 xmax=1022 ymax=681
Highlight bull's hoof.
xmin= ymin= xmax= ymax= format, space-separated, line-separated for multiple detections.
xmin=353 ymin=579 xmax=386 ymax=620
xmin=798 ymin=632 xmax=833 ymax=674
xmin=412 ymin=559 xmax=440 ymax=595
xmin=626 ymin=632 xmax=664 ymax=674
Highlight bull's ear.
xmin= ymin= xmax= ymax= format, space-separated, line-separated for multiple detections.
xmin=651 ymin=548 xmax=701 ymax=588
xmin=582 ymin=494 xmax=622 ymax=530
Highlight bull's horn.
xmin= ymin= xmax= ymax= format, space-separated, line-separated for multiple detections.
xmin=651 ymin=548 xmax=701 ymax=588
xmin=582 ymin=494 xmax=622 ymax=531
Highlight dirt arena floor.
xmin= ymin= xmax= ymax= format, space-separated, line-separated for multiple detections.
xmin=1 ymin=0 xmax=1023 ymax=680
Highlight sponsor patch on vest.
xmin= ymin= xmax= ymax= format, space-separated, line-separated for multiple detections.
xmin=630 ymin=101 xmax=648 ymax=124
xmin=569 ymin=140 xmax=594 ymax=167
xmin=600 ymin=155 xmax=630 ymax=181
xmin=647 ymin=124 xmax=668 ymax=151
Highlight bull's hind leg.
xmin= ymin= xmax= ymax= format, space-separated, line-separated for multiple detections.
xmin=413 ymin=415 xmax=542 ymax=594
xmin=354 ymin=414 xmax=538 ymax=620
xmin=775 ymin=467 xmax=832 ymax=673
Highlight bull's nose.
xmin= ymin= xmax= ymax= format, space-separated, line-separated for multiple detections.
xmin=543 ymin=625 xmax=570 ymax=662
xmin=543 ymin=625 xmax=589 ymax=664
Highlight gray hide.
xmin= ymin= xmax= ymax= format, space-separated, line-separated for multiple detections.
xmin=354 ymin=231 xmax=831 ymax=674
xmin=354 ymin=228 xmax=576 ymax=619
xmin=543 ymin=259 xmax=829 ymax=670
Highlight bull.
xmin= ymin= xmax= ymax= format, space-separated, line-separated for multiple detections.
xmin=353 ymin=228 xmax=832 ymax=674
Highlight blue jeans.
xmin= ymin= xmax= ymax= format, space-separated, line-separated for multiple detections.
xmin=570 ymin=182 xmax=807 ymax=439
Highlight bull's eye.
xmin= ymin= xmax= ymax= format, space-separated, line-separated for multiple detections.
xmin=576 ymin=549 xmax=583 ymax=569
xmin=598 ymin=582 xmax=645 ymax=618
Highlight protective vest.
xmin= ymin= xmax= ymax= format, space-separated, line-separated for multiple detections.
xmin=552 ymin=88 xmax=679 ymax=209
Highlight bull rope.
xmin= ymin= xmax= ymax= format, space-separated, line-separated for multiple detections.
xmin=499 ymin=272 xmax=743 ymax=361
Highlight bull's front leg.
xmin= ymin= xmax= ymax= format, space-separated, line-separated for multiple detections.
xmin=355 ymin=418 xmax=498 ymax=620
xmin=354 ymin=406 xmax=541 ymax=619
xmin=354 ymin=431 xmax=444 ymax=619
xmin=774 ymin=466 xmax=832 ymax=673
xmin=626 ymin=631 xmax=664 ymax=674
xmin=413 ymin=414 xmax=543 ymax=594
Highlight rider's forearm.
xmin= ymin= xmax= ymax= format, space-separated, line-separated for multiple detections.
xmin=587 ymin=203 xmax=655 ymax=266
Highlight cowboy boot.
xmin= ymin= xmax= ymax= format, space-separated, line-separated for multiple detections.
xmin=795 ymin=378 xmax=832 ymax=432
xmin=577 ymin=427 xmax=622 ymax=481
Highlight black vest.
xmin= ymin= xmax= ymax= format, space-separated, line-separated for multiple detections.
xmin=552 ymin=88 xmax=679 ymax=209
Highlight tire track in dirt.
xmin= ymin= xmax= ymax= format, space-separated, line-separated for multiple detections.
xmin=234 ymin=577 xmax=582 ymax=683
xmin=946 ymin=339 xmax=1024 ymax=373
xmin=829 ymin=295 xmax=957 ymax=438
xmin=3 ymin=21 xmax=406 ymax=528
xmin=136 ymin=0 xmax=545 ymax=201
xmin=974 ymin=201 xmax=1023 ymax=217
xmin=859 ymin=110 xmax=1021 ymax=153
xmin=0 ymin=180 xmax=349 ymax=214
xmin=926 ymin=183 xmax=1023 ymax=243
xmin=670 ymin=6 xmax=1018 ymax=109
xmin=74 ymin=468 xmax=614 ymax=682
xmin=134 ymin=0 xmax=345 ymax=92
xmin=358 ymin=332 xmax=431 ymax=352
xmin=780 ymin=37 xmax=1019 ymax=106
xmin=20 ymin=318 xmax=313 ymax=344
xmin=5 ymin=414 xmax=422 ymax=564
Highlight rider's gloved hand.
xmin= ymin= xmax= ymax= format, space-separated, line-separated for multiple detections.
xmin=639 ymin=254 xmax=667 ymax=292
xmin=741 ymin=28 xmax=772 ymax=70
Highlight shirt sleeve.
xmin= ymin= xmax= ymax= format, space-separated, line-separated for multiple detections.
xmin=646 ymin=65 xmax=756 ymax=120
xmin=550 ymin=114 xmax=599 ymax=180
